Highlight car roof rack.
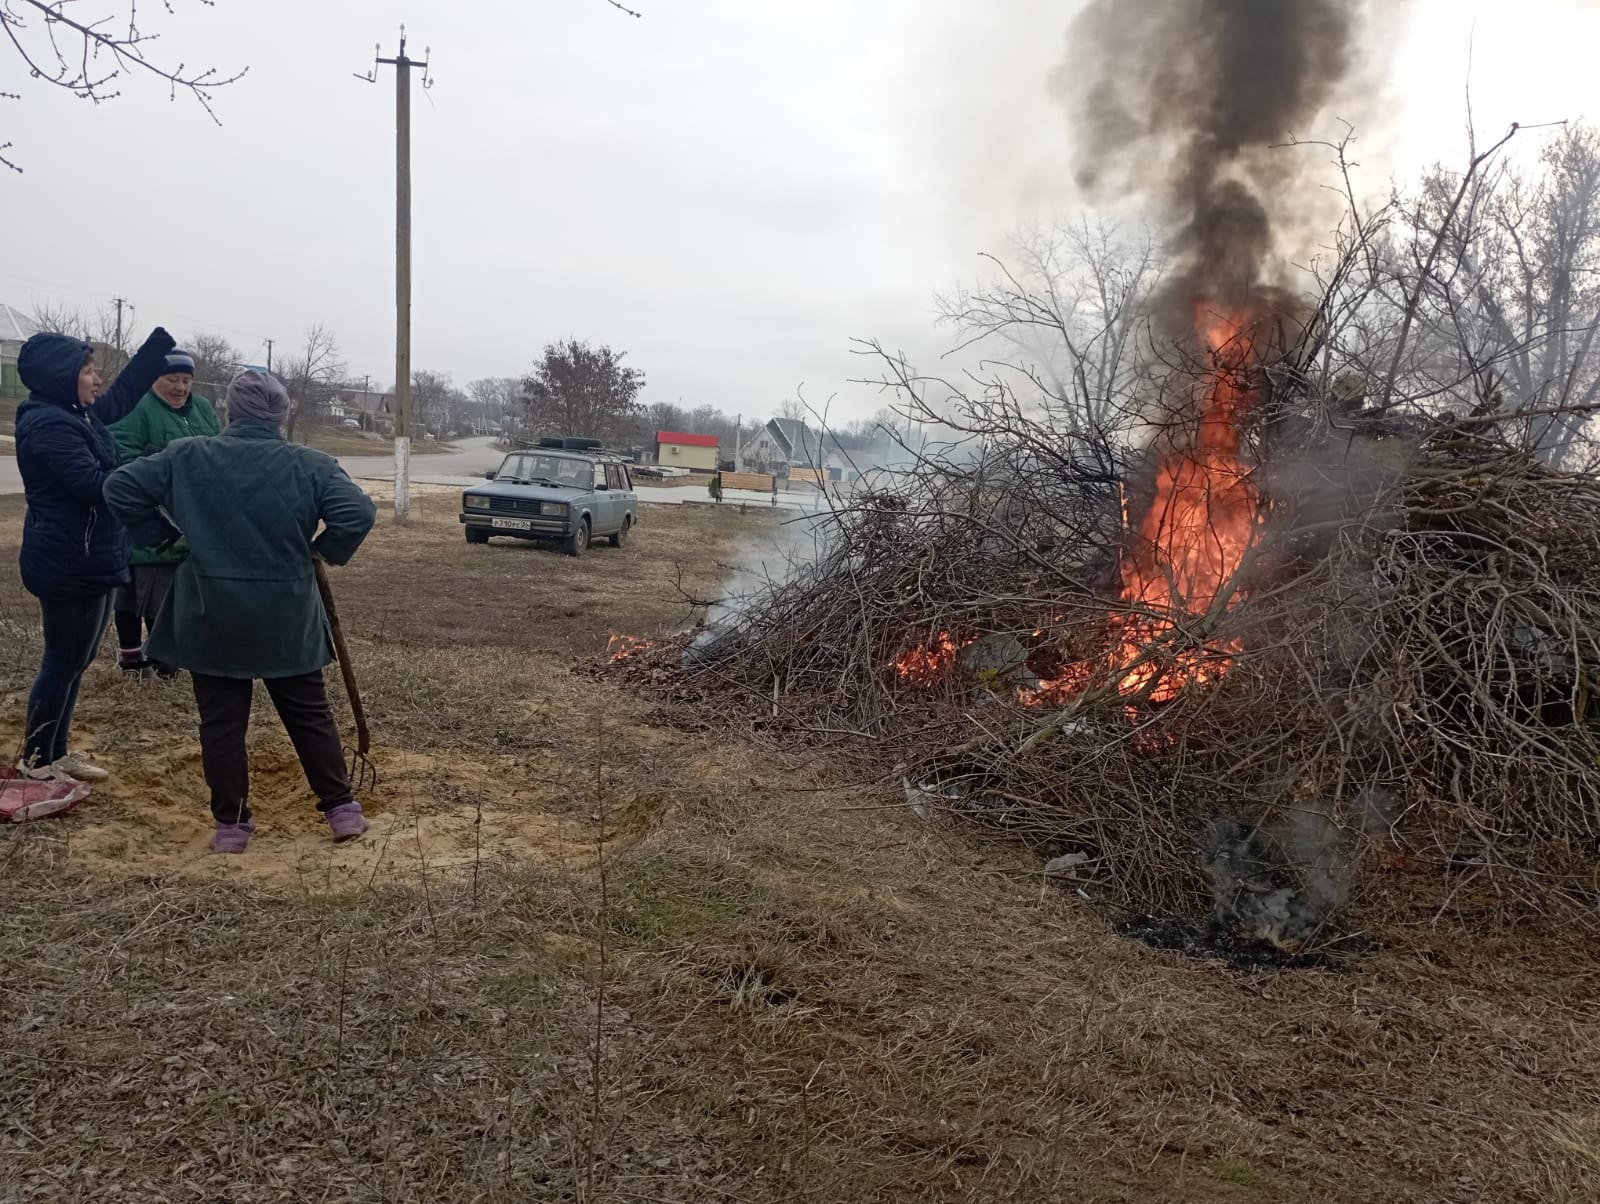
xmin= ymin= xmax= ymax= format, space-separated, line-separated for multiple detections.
xmin=505 ymin=438 xmax=635 ymax=464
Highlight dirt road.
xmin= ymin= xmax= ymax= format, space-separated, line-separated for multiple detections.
xmin=1 ymin=491 xmax=1593 ymax=1203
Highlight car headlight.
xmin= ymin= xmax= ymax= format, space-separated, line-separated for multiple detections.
xmin=541 ymin=502 xmax=568 ymax=516
xmin=465 ymin=495 xmax=489 ymax=510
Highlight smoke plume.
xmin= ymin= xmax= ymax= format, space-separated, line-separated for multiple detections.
xmin=1206 ymin=810 xmax=1352 ymax=947
xmin=1056 ymin=0 xmax=1367 ymax=305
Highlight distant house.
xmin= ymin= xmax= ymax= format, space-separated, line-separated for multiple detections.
xmin=740 ymin=418 xmax=814 ymax=472
xmin=740 ymin=416 xmax=897 ymax=485
xmin=656 ymin=430 xmax=719 ymax=472
xmin=334 ymin=386 xmax=396 ymax=432
xmin=1 ymin=302 xmax=42 ymax=398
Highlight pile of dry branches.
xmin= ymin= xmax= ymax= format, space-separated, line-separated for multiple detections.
xmin=642 ymin=382 xmax=1600 ymax=938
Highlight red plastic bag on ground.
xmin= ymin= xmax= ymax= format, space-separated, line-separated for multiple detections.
xmin=0 ymin=768 xmax=90 ymax=822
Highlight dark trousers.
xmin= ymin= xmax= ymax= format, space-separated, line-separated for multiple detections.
xmin=192 ymin=671 xmax=354 ymax=825
xmin=24 ymin=592 xmax=114 ymax=767
xmin=113 ymin=608 xmax=145 ymax=652
xmin=114 ymin=565 xmax=177 ymax=665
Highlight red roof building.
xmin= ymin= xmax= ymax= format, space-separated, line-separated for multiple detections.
xmin=656 ymin=430 xmax=719 ymax=448
xmin=655 ymin=430 xmax=720 ymax=471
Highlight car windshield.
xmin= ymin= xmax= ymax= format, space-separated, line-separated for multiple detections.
xmin=497 ymin=453 xmax=593 ymax=486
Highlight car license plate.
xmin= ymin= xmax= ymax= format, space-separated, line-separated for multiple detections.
xmin=491 ymin=517 xmax=533 ymax=531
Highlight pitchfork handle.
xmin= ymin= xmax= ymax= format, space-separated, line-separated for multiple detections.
xmin=314 ymin=559 xmax=371 ymax=757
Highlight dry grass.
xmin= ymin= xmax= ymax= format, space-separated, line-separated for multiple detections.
xmin=2 ymin=493 xmax=1599 ymax=1201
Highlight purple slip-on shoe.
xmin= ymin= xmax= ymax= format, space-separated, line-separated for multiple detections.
xmin=325 ymin=803 xmax=369 ymax=842
xmin=211 ymin=821 xmax=256 ymax=854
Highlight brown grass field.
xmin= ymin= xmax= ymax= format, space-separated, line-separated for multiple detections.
xmin=1 ymin=492 xmax=1598 ymax=1202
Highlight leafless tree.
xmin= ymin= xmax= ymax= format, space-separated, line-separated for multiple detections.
xmin=29 ymin=301 xmax=91 ymax=341
xmin=1 ymin=0 xmax=246 ymax=171
xmin=280 ymin=323 xmax=344 ymax=441
xmin=936 ymin=217 xmax=1166 ymax=448
xmin=186 ymin=332 xmax=240 ymax=398
xmin=30 ymin=300 xmax=131 ymax=372
xmin=1391 ymin=122 xmax=1600 ymax=464
xmin=412 ymin=369 xmax=466 ymax=437
xmin=466 ymin=375 xmax=520 ymax=422
xmin=643 ymin=400 xmax=687 ymax=434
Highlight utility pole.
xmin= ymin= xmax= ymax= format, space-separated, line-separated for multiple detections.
xmin=111 ymin=296 xmax=127 ymax=352
xmin=360 ymin=27 xmax=431 ymax=523
xmin=265 ymin=338 xmax=274 ymax=374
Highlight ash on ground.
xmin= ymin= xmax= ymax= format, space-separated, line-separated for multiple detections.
xmin=1115 ymin=914 xmax=1366 ymax=973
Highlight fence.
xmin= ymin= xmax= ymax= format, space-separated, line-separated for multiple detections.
xmin=719 ymin=471 xmax=775 ymax=493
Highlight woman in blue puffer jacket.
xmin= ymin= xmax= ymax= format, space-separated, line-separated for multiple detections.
xmin=13 ymin=326 xmax=175 ymax=784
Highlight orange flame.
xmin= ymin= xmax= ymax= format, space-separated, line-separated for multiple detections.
xmin=1022 ymin=302 xmax=1266 ymax=708
xmin=893 ymin=631 xmax=974 ymax=687
xmin=606 ymin=633 xmax=654 ymax=663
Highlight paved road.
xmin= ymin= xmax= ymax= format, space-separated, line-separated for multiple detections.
xmin=1 ymin=434 xmax=506 ymax=496
xmin=0 ymin=433 xmax=506 ymax=496
xmin=336 ymin=436 xmax=819 ymax=509
xmin=3 ymin=434 xmax=821 ymax=511
xmin=333 ymin=435 xmax=505 ymax=484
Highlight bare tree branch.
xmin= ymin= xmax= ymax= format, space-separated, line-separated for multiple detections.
xmin=1 ymin=0 xmax=246 ymax=170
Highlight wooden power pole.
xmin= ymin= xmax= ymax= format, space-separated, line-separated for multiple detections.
xmin=360 ymin=27 xmax=431 ymax=522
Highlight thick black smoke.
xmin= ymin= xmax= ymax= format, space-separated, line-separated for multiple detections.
xmin=1057 ymin=0 xmax=1363 ymax=304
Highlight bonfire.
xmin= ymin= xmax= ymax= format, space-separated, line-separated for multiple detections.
xmin=601 ymin=0 xmax=1600 ymax=948
xmin=605 ymin=286 xmax=1600 ymax=946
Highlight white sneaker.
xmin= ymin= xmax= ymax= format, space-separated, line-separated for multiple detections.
xmin=15 ymin=758 xmax=68 ymax=782
xmin=17 ymin=754 xmax=109 ymax=783
xmin=54 ymin=753 xmax=110 ymax=782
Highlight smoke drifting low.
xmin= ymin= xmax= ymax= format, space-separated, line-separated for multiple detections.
xmin=1056 ymin=0 xmax=1371 ymax=304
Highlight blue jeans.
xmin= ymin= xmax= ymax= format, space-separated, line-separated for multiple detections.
xmin=23 ymin=592 xmax=114 ymax=767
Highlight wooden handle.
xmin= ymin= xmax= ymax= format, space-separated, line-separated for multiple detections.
xmin=314 ymin=560 xmax=371 ymax=756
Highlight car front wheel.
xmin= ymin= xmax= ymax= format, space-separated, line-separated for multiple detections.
xmin=564 ymin=519 xmax=590 ymax=557
xmin=466 ymin=527 xmax=490 ymax=545
xmin=610 ymin=516 xmax=632 ymax=548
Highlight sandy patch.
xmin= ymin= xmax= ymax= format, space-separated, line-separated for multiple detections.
xmin=37 ymin=736 xmax=610 ymax=891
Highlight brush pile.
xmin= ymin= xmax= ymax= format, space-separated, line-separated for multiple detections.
xmin=618 ymin=362 xmax=1600 ymax=938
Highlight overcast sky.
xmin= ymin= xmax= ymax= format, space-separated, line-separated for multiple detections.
xmin=3 ymin=0 xmax=1595 ymax=421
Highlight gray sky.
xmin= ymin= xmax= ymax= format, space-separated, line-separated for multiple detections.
xmin=4 ymin=0 xmax=1595 ymax=421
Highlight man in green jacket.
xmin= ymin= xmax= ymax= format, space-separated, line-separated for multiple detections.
xmin=108 ymin=349 xmax=221 ymax=677
xmin=103 ymin=370 xmax=378 ymax=853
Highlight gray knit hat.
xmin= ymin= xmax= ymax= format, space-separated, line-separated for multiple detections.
xmin=226 ymin=369 xmax=290 ymax=425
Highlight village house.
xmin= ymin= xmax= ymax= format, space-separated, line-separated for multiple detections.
xmin=655 ymin=430 xmax=719 ymax=472
xmin=330 ymin=384 xmax=397 ymax=433
xmin=738 ymin=416 xmax=897 ymax=486
xmin=1 ymin=303 xmax=42 ymax=398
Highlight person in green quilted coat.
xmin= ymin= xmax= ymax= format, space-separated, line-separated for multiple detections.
xmin=108 ymin=349 xmax=221 ymax=677
xmin=103 ymin=370 xmax=377 ymax=853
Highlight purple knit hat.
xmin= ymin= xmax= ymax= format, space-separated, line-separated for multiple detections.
xmin=226 ymin=369 xmax=290 ymax=425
